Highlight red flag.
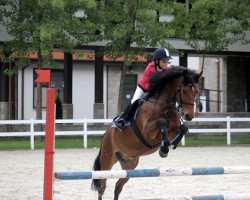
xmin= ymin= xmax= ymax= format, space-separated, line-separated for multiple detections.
xmin=35 ymin=70 xmax=51 ymax=84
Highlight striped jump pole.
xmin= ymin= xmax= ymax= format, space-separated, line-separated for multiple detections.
xmin=54 ymin=166 xmax=250 ymax=180
xmin=146 ymin=192 xmax=250 ymax=200
xmin=189 ymin=193 xmax=250 ymax=200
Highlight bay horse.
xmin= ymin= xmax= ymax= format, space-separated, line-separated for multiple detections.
xmin=92 ymin=66 xmax=202 ymax=200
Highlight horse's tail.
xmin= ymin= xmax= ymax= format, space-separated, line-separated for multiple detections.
xmin=91 ymin=142 xmax=102 ymax=191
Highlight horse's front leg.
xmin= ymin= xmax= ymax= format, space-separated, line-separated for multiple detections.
xmin=114 ymin=157 xmax=139 ymax=200
xmin=158 ymin=118 xmax=170 ymax=158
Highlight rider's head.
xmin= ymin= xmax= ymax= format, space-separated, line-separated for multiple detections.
xmin=153 ymin=48 xmax=172 ymax=70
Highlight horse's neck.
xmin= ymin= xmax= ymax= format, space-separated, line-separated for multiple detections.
xmin=157 ymin=80 xmax=180 ymax=106
xmin=138 ymin=80 xmax=181 ymax=141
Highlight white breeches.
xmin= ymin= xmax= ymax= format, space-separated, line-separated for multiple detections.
xmin=131 ymin=86 xmax=145 ymax=103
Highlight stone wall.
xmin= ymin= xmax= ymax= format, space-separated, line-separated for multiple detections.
xmin=0 ymin=102 xmax=9 ymax=120
xmin=199 ymin=57 xmax=224 ymax=112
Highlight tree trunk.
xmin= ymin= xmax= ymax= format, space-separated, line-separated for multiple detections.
xmin=8 ymin=62 xmax=12 ymax=120
xmin=117 ymin=53 xmax=129 ymax=114
xmin=117 ymin=63 xmax=127 ymax=115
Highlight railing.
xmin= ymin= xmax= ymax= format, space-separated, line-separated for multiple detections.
xmin=0 ymin=117 xmax=250 ymax=150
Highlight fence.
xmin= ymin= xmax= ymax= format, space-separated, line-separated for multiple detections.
xmin=0 ymin=117 xmax=250 ymax=150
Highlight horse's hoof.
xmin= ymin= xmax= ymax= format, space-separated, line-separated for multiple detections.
xmin=159 ymin=150 xmax=168 ymax=158
xmin=159 ymin=147 xmax=169 ymax=158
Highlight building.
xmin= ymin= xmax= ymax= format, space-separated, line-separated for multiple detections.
xmin=1 ymin=3 xmax=250 ymax=120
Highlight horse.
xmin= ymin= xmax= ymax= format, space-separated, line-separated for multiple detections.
xmin=92 ymin=66 xmax=203 ymax=200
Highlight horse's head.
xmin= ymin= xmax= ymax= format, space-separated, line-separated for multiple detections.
xmin=176 ymin=69 xmax=203 ymax=121
xmin=146 ymin=66 xmax=203 ymax=121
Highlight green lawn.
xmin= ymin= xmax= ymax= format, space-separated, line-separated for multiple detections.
xmin=184 ymin=135 xmax=250 ymax=146
xmin=0 ymin=136 xmax=102 ymax=150
xmin=0 ymin=135 xmax=249 ymax=150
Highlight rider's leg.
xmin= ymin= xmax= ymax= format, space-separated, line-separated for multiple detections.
xmin=131 ymin=86 xmax=145 ymax=104
xmin=115 ymin=86 xmax=145 ymax=130
xmin=115 ymin=103 xmax=132 ymax=129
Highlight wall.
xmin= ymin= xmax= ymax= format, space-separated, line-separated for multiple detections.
xmin=72 ymin=62 xmax=94 ymax=119
xmin=22 ymin=65 xmax=38 ymax=119
xmin=18 ymin=62 xmax=95 ymax=119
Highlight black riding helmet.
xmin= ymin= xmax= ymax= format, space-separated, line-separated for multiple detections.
xmin=153 ymin=48 xmax=172 ymax=61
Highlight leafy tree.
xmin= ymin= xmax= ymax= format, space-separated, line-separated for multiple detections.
xmin=172 ymin=0 xmax=250 ymax=70
xmin=99 ymin=0 xmax=178 ymax=113
xmin=171 ymin=0 xmax=250 ymax=115
xmin=0 ymin=0 xmax=99 ymax=120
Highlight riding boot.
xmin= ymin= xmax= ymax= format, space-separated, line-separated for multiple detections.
xmin=115 ymin=103 xmax=132 ymax=130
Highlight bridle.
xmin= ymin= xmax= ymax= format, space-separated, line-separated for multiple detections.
xmin=176 ymin=83 xmax=197 ymax=111
xmin=148 ymin=81 xmax=197 ymax=119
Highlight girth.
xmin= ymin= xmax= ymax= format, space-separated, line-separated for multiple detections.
xmin=130 ymin=118 xmax=160 ymax=149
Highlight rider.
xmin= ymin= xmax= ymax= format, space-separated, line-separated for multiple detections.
xmin=114 ymin=48 xmax=172 ymax=130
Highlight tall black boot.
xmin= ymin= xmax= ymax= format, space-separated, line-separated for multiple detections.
xmin=115 ymin=103 xmax=132 ymax=130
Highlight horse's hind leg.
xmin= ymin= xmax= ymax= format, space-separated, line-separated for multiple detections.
xmin=114 ymin=157 xmax=139 ymax=200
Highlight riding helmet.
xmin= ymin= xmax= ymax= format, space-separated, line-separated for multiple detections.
xmin=153 ymin=48 xmax=172 ymax=60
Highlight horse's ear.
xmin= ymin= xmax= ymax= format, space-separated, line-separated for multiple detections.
xmin=194 ymin=71 xmax=203 ymax=83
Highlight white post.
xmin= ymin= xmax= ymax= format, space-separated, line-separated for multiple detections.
xmin=227 ymin=116 xmax=231 ymax=145
xmin=181 ymin=135 xmax=185 ymax=146
xmin=83 ymin=118 xmax=87 ymax=149
xmin=30 ymin=118 xmax=34 ymax=150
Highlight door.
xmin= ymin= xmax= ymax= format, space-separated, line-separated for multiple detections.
xmin=122 ymin=74 xmax=137 ymax=110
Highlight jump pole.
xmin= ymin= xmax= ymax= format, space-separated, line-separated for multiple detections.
xmin=54 ymin=166 xmax=250 ymax=180
xmin=35 ymin=70 xmax=55 ymax=200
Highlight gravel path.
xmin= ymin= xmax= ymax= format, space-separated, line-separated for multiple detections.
xmin=1 ymin=147 xmax=250 ymax=200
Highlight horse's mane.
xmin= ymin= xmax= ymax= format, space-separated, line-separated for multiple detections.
xmin=145 ymin=66 xmax=198 ymax=99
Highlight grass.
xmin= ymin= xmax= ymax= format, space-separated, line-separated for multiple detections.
xmin=185 ymin=135 xmax=250 ymax=146
xmin=0 ymin=135 xmax=249 ymax=150
xmin=0 ymin=136 xmax=102 ymax=150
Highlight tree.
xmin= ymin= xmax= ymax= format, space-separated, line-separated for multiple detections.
xmin=98 ymin=0 xmax=178 ymax=113
xmin=172 ymin=0 xmax=250 ymax=70
xmin=171 ymin=0 xmax=250 ymax=118
xmin=0 ymin=0 xmax=99 ymax=120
